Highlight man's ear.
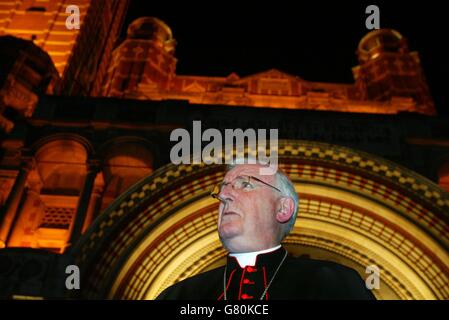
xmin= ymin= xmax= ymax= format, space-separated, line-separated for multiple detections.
xmin=276 ymin=197 xmax=295 ymax=224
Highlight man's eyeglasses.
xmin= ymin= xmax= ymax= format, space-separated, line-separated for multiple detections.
xmin=210 ymin=175 xmax=282 ymax=200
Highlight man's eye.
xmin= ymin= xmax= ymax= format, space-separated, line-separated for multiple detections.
xmin=242 ymin=182 xmax=253 ymax=189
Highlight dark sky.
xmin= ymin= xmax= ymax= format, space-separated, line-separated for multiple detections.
xmin=123 ymin=1 xmax=447 ymax=115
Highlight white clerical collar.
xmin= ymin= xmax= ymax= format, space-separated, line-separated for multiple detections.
xmin=229 ymin=245 xmax=282 ymax=268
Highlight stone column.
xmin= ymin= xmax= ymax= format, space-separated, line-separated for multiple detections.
xmin=0 ymin=159 xmax=33 ymax=248
xmin=68 ymin=160 xmax=101 ymax=247
xmin=6 ymin=184 xmax=43 ymax=248
xmin=82 ymin=176 xmax=104 ymax=234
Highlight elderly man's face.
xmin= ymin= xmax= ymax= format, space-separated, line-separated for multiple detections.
xmin=217 ymin=164 xmax=285 ymax=252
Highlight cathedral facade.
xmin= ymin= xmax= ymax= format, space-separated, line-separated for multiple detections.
xmin=0 ymin=0 xmax=448 ymax=299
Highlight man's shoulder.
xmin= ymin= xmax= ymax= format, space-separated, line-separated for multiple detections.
xmin=286 ymin=256 xmax=364 ymax=281
xmin=282 ymin=256 xmax=376 ymax=299
xmin=176 ymin=266 xmax=224 ymax=285
xmin=287 ymin=256 xmax=357 ymax=273
xmin=156 ymin=266 xmax=224 ymax=300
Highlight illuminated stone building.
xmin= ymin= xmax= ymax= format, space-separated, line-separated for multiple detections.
xmin=0 ymin=0 xmax=129 ymax=96
xmin=0 ymin=1 xmax=448 ymax=300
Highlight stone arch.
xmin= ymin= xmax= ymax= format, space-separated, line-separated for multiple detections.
xmin=72 ymin=140 xmax=449 ymax=300
xmin=34 ymin=137 xmax=91 ymax=195
xmin=98 ymin=137 xmax=155 ymax=212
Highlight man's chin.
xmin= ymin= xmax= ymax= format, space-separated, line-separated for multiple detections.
xmin=218 ymin=229 xmax=239 ymax=240
xmin=219 ymin=230 xmax=250 ymax=252
xmin=219 ymin=236 xmax=252 ymax=253
xmin=218 ymin=227 xmax=241 ymax=243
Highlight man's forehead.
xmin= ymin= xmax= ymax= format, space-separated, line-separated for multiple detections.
xmin=224 ymin=164 xmax=276 ymax=181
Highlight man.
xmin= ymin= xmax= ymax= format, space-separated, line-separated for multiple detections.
xmin=157 ymin=163 xmax=375 ymax=300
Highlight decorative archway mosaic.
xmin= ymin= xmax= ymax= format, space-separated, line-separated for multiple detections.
xmin=71 ymin=140 xmax=449 ymax=300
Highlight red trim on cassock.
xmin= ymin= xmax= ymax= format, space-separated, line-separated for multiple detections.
xmin=217 ymin=269 xmax=237 ymax=300
xmin=238 ymin=268 xmax=246 ymax=300
xmin=263 ymin=266 xmax=268 ymax=300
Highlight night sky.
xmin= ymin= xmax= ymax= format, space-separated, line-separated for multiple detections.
xmin=123 ymin=1 xmax=447 ymax=115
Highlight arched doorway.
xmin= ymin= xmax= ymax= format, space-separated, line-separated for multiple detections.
xmin=72 ymin=140 xmax=449 ymax=300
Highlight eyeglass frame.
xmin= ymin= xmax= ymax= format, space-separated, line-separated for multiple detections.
xmin=210 ymin=175 xmax=282 ymax=200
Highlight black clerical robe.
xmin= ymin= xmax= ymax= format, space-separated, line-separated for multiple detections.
xmin=156 ymin=247 xmax=376 ymax=300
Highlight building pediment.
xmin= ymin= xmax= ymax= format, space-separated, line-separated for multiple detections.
xmin=220 ymin=69 xmax=304 ymax=95
xmin=233 ymin=68 xmax=303 ymax=84
xmin=182 ymin=81 xmax=207 ymax=93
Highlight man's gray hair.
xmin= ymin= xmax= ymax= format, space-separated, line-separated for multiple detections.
xmin=275 ymin=169 xmax=299 ymax=239
xmin=226 ymin=158 xmax=299 ymax=239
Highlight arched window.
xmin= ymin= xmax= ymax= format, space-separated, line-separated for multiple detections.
xmin=101 ymin=141 xmax=153 ymax=211
xmin=36 ymin=140 xmax=88 ymax=195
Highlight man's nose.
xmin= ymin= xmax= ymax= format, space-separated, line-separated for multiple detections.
xmin=218 ymin=185 xmax=234 ymax=214
xmin=219 ymin=183 xmax=236 ymax=202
